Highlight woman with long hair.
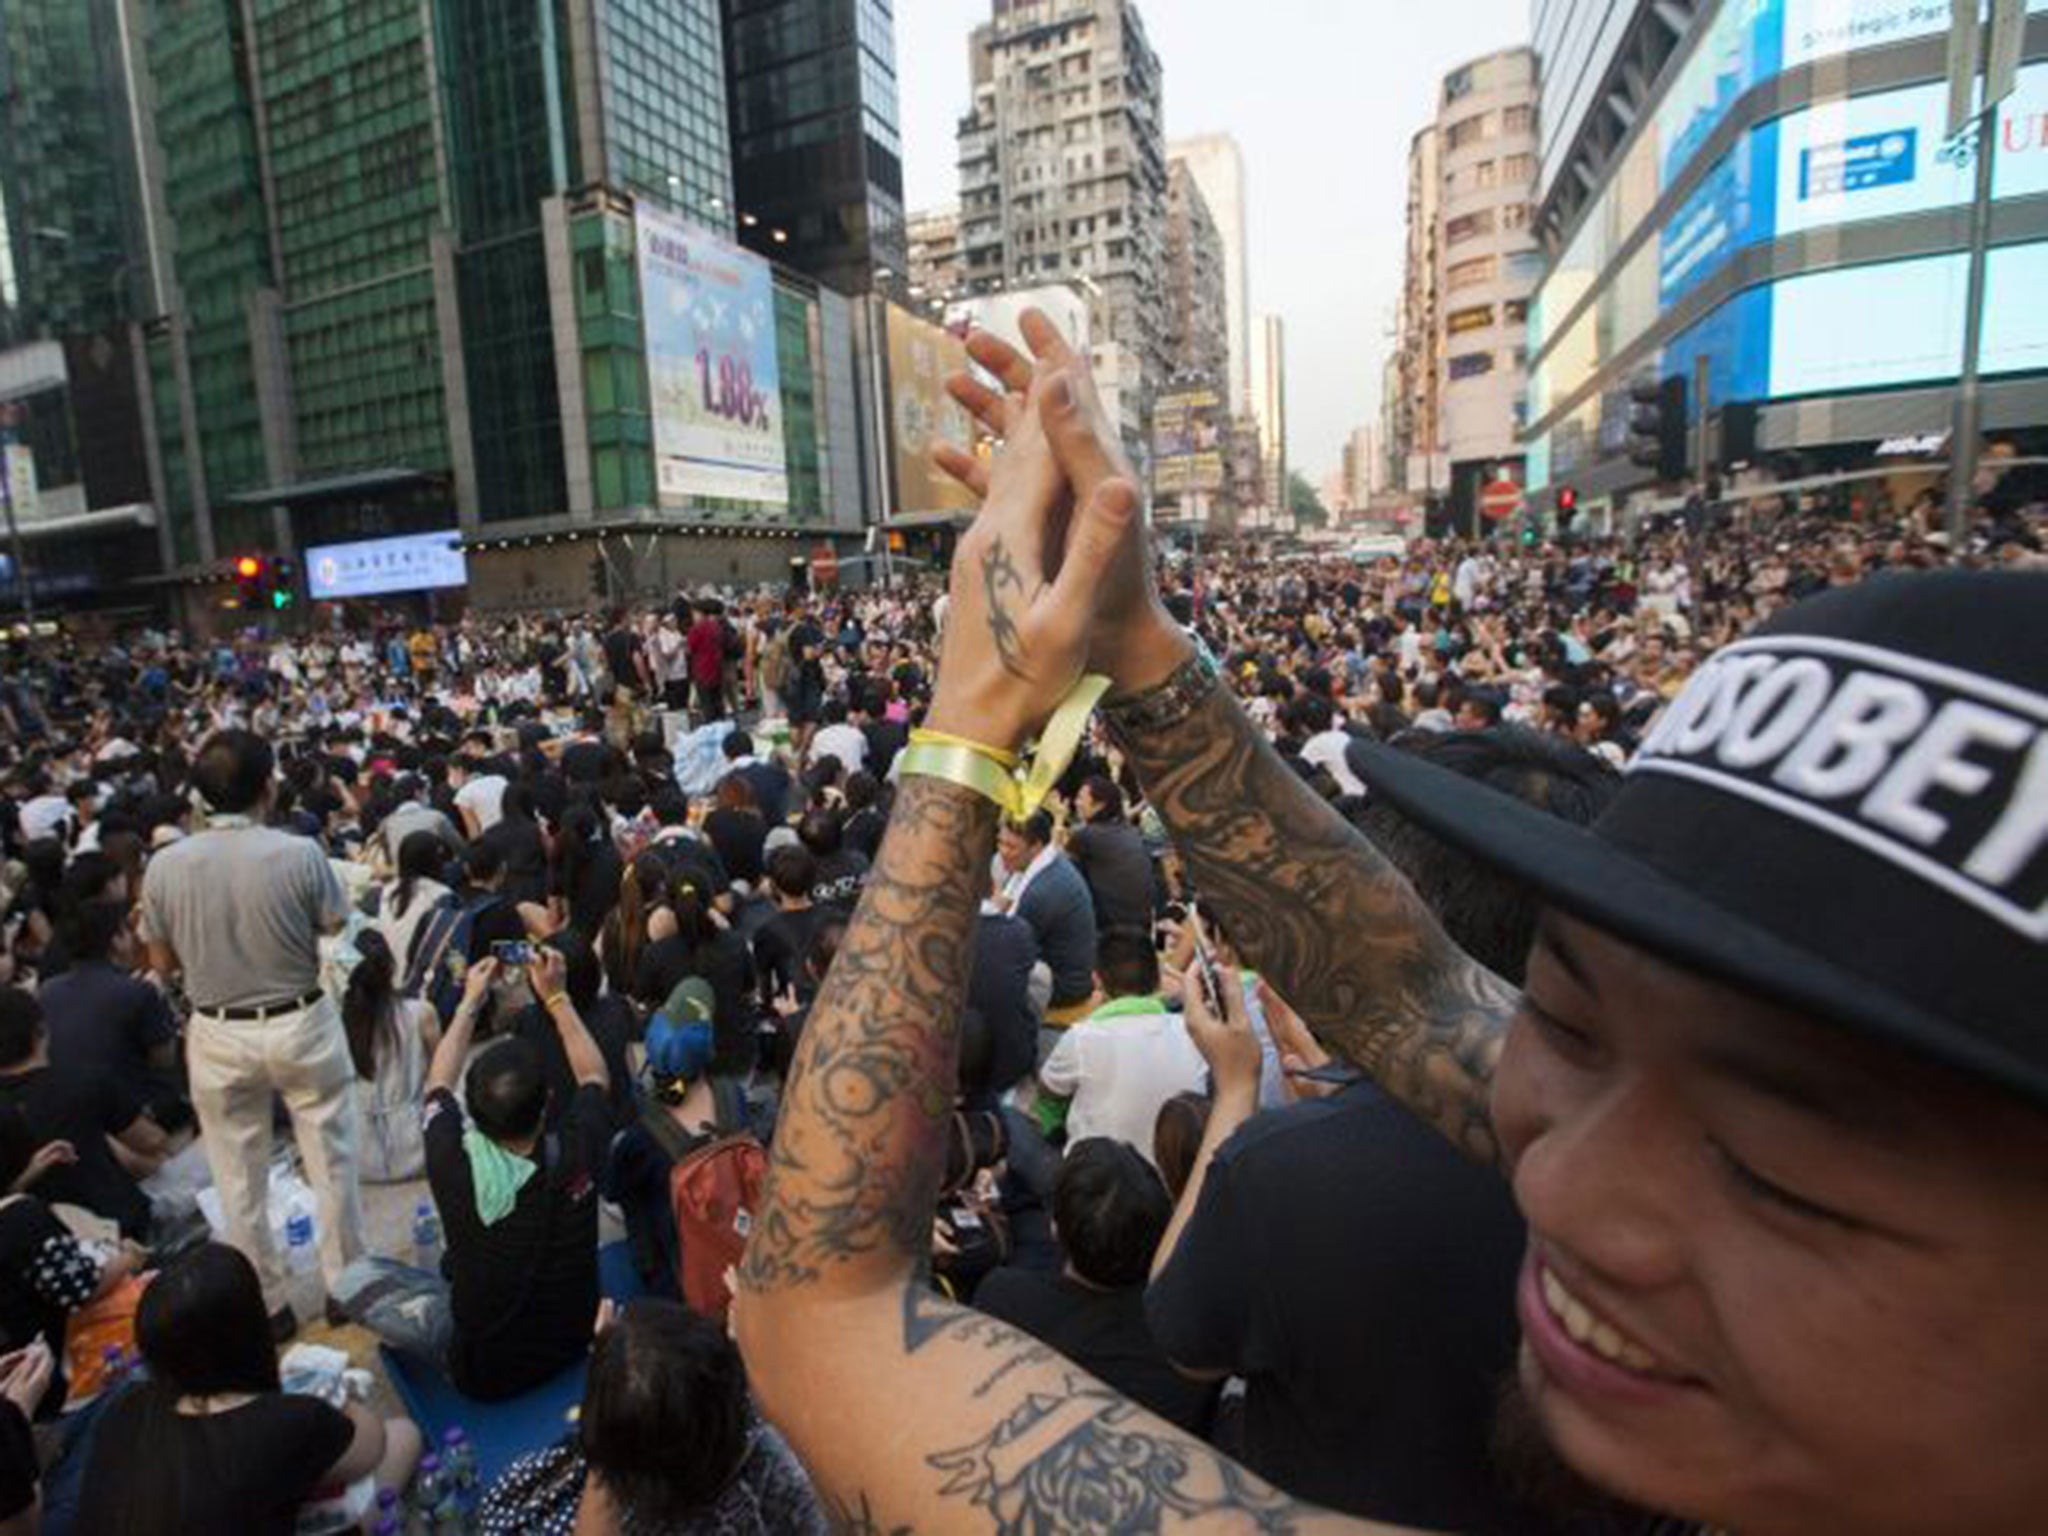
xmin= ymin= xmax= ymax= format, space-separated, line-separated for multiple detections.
xmin=376 ymin=829 xmax=454 ymax=978
xmin=633 ymin=868 xmax=756 ymax=1074
xmin=551 ymin=800 xmax=622 ymax=938
xmin=341 ymin=931 xmax=440 ymax=1183
xmin=600 ymin=854 xmax=668 ymax=1001
xmin=703 ymin=772 xmax=767 ymax=886
xmin=74 ymin=1243 xmax=421 ymax=1536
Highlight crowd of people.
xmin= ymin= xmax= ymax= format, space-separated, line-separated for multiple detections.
xmin=0 ymin=334 xmax=2043 ymax=1534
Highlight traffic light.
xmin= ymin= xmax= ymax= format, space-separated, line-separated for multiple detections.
xmin=1556 ymin=484 xmax=1579 ymax=529
xmin=234 ymin=554 xmax=266 ymax=610
xmin=1627 ymin=376 xmax=1689 ymax=481
xmin=271 ymin=555 xmax=297 ymax=610
xmin=1721 ymin=400 xmax=1760 ymax=472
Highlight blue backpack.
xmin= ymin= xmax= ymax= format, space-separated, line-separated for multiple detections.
xmin=402 ymin=894 xmax=501 ymax=1024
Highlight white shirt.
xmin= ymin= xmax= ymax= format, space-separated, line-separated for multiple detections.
xmin=811 ymin=722 xmax=869 ymax=777
xmin=1301 ymin=729 xmax=1367 ymax=798
xmin=19 ymin=794 xmax=72 ymax=844
xmin=1039 ymin=1000 xmax=1209 ymax=1168
xmin=453 ymin=774 xmax=509 ymax=832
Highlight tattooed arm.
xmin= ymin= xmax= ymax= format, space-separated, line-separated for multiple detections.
xmin=735 ymin=324 xmax=1400 ymax=1534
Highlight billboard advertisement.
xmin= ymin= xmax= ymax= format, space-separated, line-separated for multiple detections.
xmin=884 ymin=305 xmax=979 ymax=519
xmin=637 ymin=205 xmax=789 ymax=508
xmin=306 ymin=531 xmax=468 ymax=601
xmin=1152 ymin=389 xmax=1226 ymax=497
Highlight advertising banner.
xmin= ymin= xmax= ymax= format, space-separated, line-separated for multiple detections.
xmin=1152 ymin=389 xmax=1225 ymax=497
xmin=884 ymin=306 xmax=978 ymax=519
xmin=637 ymin=205 xmax=789 ymax=508
xmin=306 ymin=531 xmax=468 ymax=601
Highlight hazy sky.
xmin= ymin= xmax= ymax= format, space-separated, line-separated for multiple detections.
xmin=895 ymin=0 xmax=1531 ymax=484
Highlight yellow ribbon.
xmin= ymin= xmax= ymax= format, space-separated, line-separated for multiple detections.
xmin=902 ymin=674 xmax=1112 ymax=820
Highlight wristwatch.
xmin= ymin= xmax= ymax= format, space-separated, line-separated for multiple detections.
xmin=1100 ymin=633 xmax=1221 ymax=738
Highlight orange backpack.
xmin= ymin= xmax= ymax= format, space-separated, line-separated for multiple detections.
xmin=649 ymin=1079 xmax=768 ymax=1322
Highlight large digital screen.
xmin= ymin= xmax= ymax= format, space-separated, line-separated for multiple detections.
xmin=883 ymin=305 xmax=978 ymax=519
xmin=637 ymin=205 xmax=789 ymax=509
xmin=306 ymin=532 xmax=467 ymax=601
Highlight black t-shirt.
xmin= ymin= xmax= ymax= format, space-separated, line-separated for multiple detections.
xmin=601 ymin=629 xmax=639 ymax=687
xmin=0 ymin=1195 xmax=101 ymax=1415
xmin=424 ymin=1084 xmax=607 ymax=1401
xmin=976 ymin=1268 xmax=1216 ymax=1435
xmin=1146 ymin=1082 xmax=1534 ymax=1531
xmin=842 ymin=806 xmax=887 ymax=864
xmin=1066 ymin=821 xmax=1155 ymax=934
xmin=559 ymin=840 xmax=624 ymax=936
xmin=861 ymin=718 xmax=908 ymax=781
xmin=634 ymin=932 xmax=758 ymax=1073
xmin=75 ymin=1386 xmax=353 ymax=1536
xmin=480 ymin=817 xmax=550 ymax=905
xmin=810 ymin=849 xmax=867 ymax=910
xmin=559 ymin=737 xmax=618 ymax=785
xmin=0 ymin=1067 xmax=150 ymax=1238
xmin=513 ymin=996 xmax=636 ymax=1133
xmin=751 ymin=906 xmax=825 ymax=1004
xmin=703 ymin=807 xmax=767 ymax=885
xmin=735 ymin=762 xmax=791 ymax=826
xmin=36 ymin=961 xmax=179 ymax=1108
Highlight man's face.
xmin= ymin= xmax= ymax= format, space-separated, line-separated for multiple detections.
xmin=1492 ymin=912 xmax=2048 ymax=1535
xmin=996 ymin=827 xmax=1035 ymax=874
xmin=1454 ymin=701 xmax=1488 ymax=731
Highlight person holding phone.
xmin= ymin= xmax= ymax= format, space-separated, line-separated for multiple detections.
xmin=332 ymin=946 xmax=612 ymax=1400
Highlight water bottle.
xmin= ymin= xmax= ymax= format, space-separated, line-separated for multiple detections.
xmin=374 ymin=1486 xmax=401 ymax=1526
xmin=442 ymin=1426 xmax=477 ymax=1503
xmin=412 ymin=1200 xmax=443 ymax=1273
xmin=283 ymin=1202 xmax=321 ymax=1322
xmin=99 ymin=1344 xmax=127 ymax=1394
xmin=409 ymin=1453 xmax=447 ymax=1536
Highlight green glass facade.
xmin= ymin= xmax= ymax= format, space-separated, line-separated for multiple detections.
xmin=594 ymin=0 xmax=734 ymax=221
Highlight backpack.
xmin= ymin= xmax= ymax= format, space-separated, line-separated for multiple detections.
xmin=645 ymin=1080 xmax=767 ymax=1323
xmin=402 ymin=893 xmax=498 ymax=1024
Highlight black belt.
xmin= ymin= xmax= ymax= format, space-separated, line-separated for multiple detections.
xmin=196 ymin=989 xmax=324 ymax=1021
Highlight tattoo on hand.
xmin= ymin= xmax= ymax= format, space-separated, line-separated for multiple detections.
xmin=980 ymin=538 xmax=1032 ymax=680
xmin=738 ymin=777 xmax=999 ymax=1292
xmin=1115 ymin=684 xmax=1515 ymax=1165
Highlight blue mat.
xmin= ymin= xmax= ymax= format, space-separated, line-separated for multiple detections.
xmin=379 ymin=1240 xmax=648 ymax=1484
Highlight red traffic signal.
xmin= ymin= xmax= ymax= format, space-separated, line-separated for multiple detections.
xmin=234 ymin=555 xmax=263 ymax=580
xmin=1557 ymin=485 xmax=1578 ymax=514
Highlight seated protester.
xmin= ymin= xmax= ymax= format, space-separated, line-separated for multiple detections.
xmin=1063 ymin=775 xmax=1155 ymax=934
xmin=756 ymin=921 xmax=843 ymax=1081
xmin=974 ymin=1139 xmax=1216 ymax=1436
xmin=0 ymin=1340 xmax=52 ymax=1533
xmin=1037 ymin=932 xmax=1205 ymax=1160
xmin=720 ymin=730 xmax=790 ymax=828
xmin=557 ymin=708 xmax=621 ymax=784
xmin=849 ymin=684 xmax=907 ymax=783
xmin=478 ymin=782 xmax=550 ymax=906
xmin=599 ymin=853 xmax=668 ymax=1003
xmin=807 ymin=699 xmax=868 ymax=778
xmin=75 ymin=1243 xmax=420 ymax=1536
xmin=1145 ymin=726 xmax=1616 ymax=1531
xmin=0 ymin=1105 xmax=148 ymax=1418
xmin=703 ymin=774 xmax=768 ymax=888
xmin=34 ymin=896 xmax=181 ymax=1122
xmin=992 ymin=811 xmax=1097 ymax=1024
xmin=602 ymin=986 xmax=754 ymax=1295
xmin=448 ymin=755 xmax=510 ymax=838
xmin=513 ymin=930 xmax=635 ymax=1132
xmin=374 ymin=773 xmax=463 ymax=868
xmin=0 ymin=987 xmax=167 ymax=1240
xmin=838 ymin=772 xmax=888 ymax=865
xmin=965 ymin=912 xmax=1040 ymax=1103
xmin=332 ymin=950 xmax=610 ymax=1402
xmin=341 ymin=931 xmax=439 ymax=1184
xmin=453 ymin=839 xmax=527 ymax=967
xmin=633 ymin=872 xmax=756 ymax=1075
xmin=551 ymin=802 xmax=623 ymax=939
xmin=376 ymin=830 xmax=458 ymax=977
xmin=797 ymin=809 xmax=867 ymax=911
xmin=477 ymin=1298 xmax=825 ymax=1536
xmin=749 ymin=845 xmax=824 ymax=1009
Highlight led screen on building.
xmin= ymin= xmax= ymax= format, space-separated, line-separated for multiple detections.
xmin=637 ymin=205 xmax=789 ymax=509
xmin=306 ymin=532 xmax=467 ymax=601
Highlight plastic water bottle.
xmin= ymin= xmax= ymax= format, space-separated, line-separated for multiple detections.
xmin=409 ymin=1453 xmax=447 ymax=1535
xmin=412 ymin=1201 xmax=443 ymax=1273
xmin=283 ymin=1203 xmax=321 ymax=1321
xmin=441 ymin=1426 xmax=478 ymax=1503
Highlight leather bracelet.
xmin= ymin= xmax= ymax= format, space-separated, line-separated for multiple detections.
xmin=1100 ymin=641 xmax=1221 ymax=738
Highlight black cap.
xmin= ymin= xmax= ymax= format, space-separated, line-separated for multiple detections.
xmin=1347 ymin=572 xmax=2048 ymax=1106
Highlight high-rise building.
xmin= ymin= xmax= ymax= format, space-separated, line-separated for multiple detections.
xmin=1393 ymin=126 xmax=1441 ymax=499
xmin=956 ymin=0 xmax=1168 ymax=401
xmin=1524 ymin=1 xmax=2048 ymax=516
xmin=1163 ymin=158 xmax=1227 ymax=387
xmin=1250 ymin=312 xmax=1286 ymax=523
xmin=907 ymin=205 xmax=965 ymax=312
xmin=1167 ymin=133 xmax=1250 ymax=411
xmin=721 ymin=0 xmax=908 ymax=298
xmin=1434 ymin=47 xmax=1539 ymax=529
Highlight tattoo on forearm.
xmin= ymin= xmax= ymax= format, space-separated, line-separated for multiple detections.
xmin=739 ymin=776 xmax=999 ymax=1291
xmin=1116 ymin=685 xmax=1515 ymax=1165
xmin=980 ymin=538 xmax=1032 ymax=679
xmin=930 ymin=1374 xmax=1305 ymax=1534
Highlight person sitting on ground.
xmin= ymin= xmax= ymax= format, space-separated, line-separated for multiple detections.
xmin=992 ymin=809 xmax=1097 ymax=1027
xmin=476 ymin=1298 xmax=826 ymax=1535
xmin=375 ymin=829 xmax=457 ymax=978
xmin=340 ymin=930 xmax=439 ymax=1184
xmin=34 ymin=896 xmax=182 ymax=1126
xmin=1063 ymin=775 xmax=1154 ymax=934
xmin=633 ymin=871 xmax=756 ymax=1074
xmin=513 ymin=929 xmax=635 ymax=1132
xmin=703 ymin=773 xmax=768 ymax=888
xmin=0 ymin=1104 xmax=148 ymax=1418
xmin=0 ymin=988 xmax=168 ymax=1241
xmin=74 ymin=1242 xmax=420 ymax=1536
xmin=797 ymin=809 xmax=867 ymax=910
xmin=720 ymin=731 xmax=790 ymax=828
xmin=332 ymin=949 xmax=610 ymax=1401
xmin=749 ymin=845 xmax=823 ymax=1008
xmin=973 ymin=1138 xmax=1217 ymax=1436
xmin=602 ymin=983 xmax=755 ymax=1296
xmin=1036 ymin=931 xmax=1204 ymax=1159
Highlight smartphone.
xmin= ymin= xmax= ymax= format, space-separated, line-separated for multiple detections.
xmin=490 ymin=939 xmax=535 ymax=967
xmin=1186 ymin=908 xmax=1226 ymax=1015
xmin=1286 ymin=1061 xmax=1366 ymax=1089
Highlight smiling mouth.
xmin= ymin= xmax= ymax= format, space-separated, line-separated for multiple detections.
xmin=1539 ymin=1265 xmax=1688 ymax=1380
